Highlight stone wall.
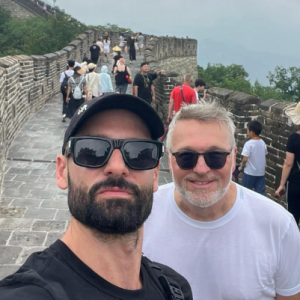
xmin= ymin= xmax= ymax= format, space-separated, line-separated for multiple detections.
xmin=0 ymin=0 xmax=36 ymax=19
xmin=206 ymin=87 xmax=296 ymax=204
xmin=0 ymin=29 xmax=198 ymax=195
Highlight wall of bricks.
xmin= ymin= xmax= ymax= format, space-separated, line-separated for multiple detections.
xmin=205 ymin=87 xmax=297 ymax=204
xmin=0 ymin=0 xmax=36 ymax=19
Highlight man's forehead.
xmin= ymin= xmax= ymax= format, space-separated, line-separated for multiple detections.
xmin=75 ymin=109 xmax=151 ymax=138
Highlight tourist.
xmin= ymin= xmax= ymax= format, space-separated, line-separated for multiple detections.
xmin=168 ymin=74 xmax=197 ymax=121
xmin=194 ymin=78 xmax=206 ymax=102
xmin=59 ymin=60 xmax=74 ymax=122
xmin=238 ymin=120 xmax=267 ymax=195
xmin=0 ymin=94 xmax=192 ymax=300
xmin=143 ymin=101 xmax=300 ymax=300
xmin=275 ymin=102 xmax=300 ymax=225
xmin=85 ymin=63 xmax=102 ymax=100
xmin=89 ymin=41 xmax=101 ymax=66
xmin=119 ymin=34 xmax=125 ymax=53
xmin=112 ymin=46 xmax=123 ymax=70
xmin=133 ymin=62 xmax=164 ymax=104
xmin=65 ymin=66 xmax=87 ymax=118
xmin=136 ymin=32 xmax=145 ymax=55
xmin=103 ymin=37 xmax=110 ymax=63
xmin=99 ymin=65 xmax=113 ymax=93
xmin=128 ymin=35 xmax=137 ymax=64
xmin=114 ymin=58 xmax=131 ymax=94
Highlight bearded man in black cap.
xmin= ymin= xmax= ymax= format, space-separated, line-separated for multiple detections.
xmin=0 ymin=93 xmax=192 ymax=300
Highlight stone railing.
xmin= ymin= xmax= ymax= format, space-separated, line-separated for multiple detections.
xmin=143 ymin=35 xmax=198 ymax=121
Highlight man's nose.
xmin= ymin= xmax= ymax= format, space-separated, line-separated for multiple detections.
xmin=102 ymin=149 xmax=129 ymax=176
xmin=192 ymin=155 xmax=210 ymax=174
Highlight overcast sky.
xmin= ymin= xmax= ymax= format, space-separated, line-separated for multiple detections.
xmin=56 ymin=0 xmax=300 ymax=60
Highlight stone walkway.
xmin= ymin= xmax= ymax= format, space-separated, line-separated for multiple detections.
xmin=0 ymin=52 xmax=172 ymax=279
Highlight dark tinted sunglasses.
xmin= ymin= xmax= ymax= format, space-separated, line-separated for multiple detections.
xmin=171 ymin=149 xmax=232 ymax=170
xmin=65 ymin=137 xmax=164 ymax=170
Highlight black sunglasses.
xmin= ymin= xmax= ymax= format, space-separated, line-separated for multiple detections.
xmin=65 ymin=137 xmax=164 ymax=170
xmin=171 ymin=149 xmax=232 ymax=170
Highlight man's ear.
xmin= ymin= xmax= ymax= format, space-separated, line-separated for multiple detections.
xmin=56 ymin=155 xmax=68 ymax=190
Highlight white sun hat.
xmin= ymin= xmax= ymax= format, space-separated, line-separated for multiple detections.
xmin=285 ymin=102 xmax=300 ymax=125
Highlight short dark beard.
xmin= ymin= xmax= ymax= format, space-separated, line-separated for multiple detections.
xmin=67 ymin=175 xmax=153 ymax=240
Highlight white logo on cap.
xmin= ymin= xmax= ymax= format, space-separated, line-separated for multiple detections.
xmin=78 ymin=104 xmax=88 ymax=115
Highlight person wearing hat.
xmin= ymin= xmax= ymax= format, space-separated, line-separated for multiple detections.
xmin=85 ymin=63 xmax=102 ymax=100
xmin=275 ymin=102 xmax=300 ymax=225
xmin=112 ymin=46 xmax=123 ymax=72
xmin=89 ymin=41 xmax=101 ymax=66
xmin=59 ymin=60 xmax=75 ymax=122
xmin=66 ymin=66 xmax=87 ymax=118
xmin=0 ymin=94 xmax=192 ymax=300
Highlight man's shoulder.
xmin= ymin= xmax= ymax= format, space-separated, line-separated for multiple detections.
xmin=155 ymin=182 xmax=174 ymax=197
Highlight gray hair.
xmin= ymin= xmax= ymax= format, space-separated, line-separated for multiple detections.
xmin=166 ymin=101 xmax=236 ymax=150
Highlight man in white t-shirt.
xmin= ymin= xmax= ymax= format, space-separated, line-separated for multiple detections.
xmin=193 ymin=78 xmax=206 ymax=102
xmin=238 ymin=120 xmax=267 ymax=195
xmin=143 ymin=101 xmax=300 ymax=300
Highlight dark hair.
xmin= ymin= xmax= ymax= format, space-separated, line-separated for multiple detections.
xmin=87 ymin=59 xmax=93 ymax=64
xmin=247 ymin=120 xmax=262 ymax=136
xmin=68 ymin=60 xmax=75 ymax=67
xmin=82 ymin=56 xmax=89 ymax=63
xmin=195 ymin=79 xmax=206 ymax=87
xmin=141 ymin=62 xmax=149 ymax=67
xmin=88 ymin=68 xmax=95 ymax=73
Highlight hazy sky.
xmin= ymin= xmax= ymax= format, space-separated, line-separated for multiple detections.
xmin=56 ymin=0 xmax=300 ymax=60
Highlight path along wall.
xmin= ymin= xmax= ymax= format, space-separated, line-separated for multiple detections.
xmin=0 ymin=29 xmax=198 ymax=200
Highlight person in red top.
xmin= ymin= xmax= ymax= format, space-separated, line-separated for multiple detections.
xmin=168 ymin=74 xmax=197 ymax=121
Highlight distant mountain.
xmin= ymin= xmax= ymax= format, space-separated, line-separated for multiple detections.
xmin=198 ymin=39 xmax=299 ymax=85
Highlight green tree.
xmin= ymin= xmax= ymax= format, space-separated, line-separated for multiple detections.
xmin=198 ymin=63 xmax=252 ymax=94
xmin=267 ymin=66 xmax=300 ymax=102
xmin=251 ymin=80 xmax=288 ymax=101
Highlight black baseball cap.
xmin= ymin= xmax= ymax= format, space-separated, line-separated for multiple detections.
xmin=62 ymin=93 xmax=164 ymax=154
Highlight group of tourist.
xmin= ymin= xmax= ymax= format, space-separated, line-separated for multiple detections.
xmin=59 ymin=59 xmax=113 ymax=122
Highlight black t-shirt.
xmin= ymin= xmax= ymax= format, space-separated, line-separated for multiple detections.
xmin=133 ymin=73 xmax=157 ymax=103
xmin=0 ymin=240 xmax=192 ymax=300
xmin=286 ymin=132 xmax=300 ymax=183
xmin=90 ymin=45 xmax=100 ymax=58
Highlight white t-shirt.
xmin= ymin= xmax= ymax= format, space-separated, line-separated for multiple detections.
xmin=242 ymin=138 xmax=267 ymax=176
xmin=59 ymin=70 xmax=74 ymax=83
xmin=96 ymin=41 xmax=104 ymax=52
xmin=143 ymin=182 xmax=300 ymax=300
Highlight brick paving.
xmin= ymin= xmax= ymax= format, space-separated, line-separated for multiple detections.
xmin=0 ymin=52 xmax=172 ymax=279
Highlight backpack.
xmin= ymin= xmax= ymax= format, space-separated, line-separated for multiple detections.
xmin=60 ymin=72 xmax=70 ymax=94
xmin=142 ymin=255 xmax=185 ymax=300
xmin=71 ymin=76 xmax=84 ymax=100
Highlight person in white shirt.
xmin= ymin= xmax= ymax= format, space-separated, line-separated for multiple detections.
xmin=143 ymin=101 xmax=300 ymax=300
xmin=238 ymin=120 xmax=267 ymax=195
xmin=193 ymin=78 xmax=206 ymax=102
xmin=85 ymin=63 xmax=102 ymax=100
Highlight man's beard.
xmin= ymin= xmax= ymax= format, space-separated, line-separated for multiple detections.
xmin=173 ymin=173 xmax=231 ymax=208
xmin=67 ymin=175 xmax=153 ymax=235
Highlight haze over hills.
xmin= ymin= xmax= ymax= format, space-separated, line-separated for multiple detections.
xmin=198 ymin=39 xmax=299 ymax=85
